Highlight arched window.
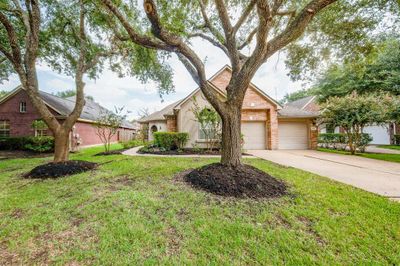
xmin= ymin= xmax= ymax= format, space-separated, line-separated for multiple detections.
xmin=151 ymin=125 xmax=158 ymax=133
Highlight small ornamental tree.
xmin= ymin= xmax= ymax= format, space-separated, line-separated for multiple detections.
xmin=191 ymin=98 xmax=221 ymax=151
xmin=94 ymin=107 xmax=128 ymax=153
xmin=320 ymin=93 xmax=390 ymax=154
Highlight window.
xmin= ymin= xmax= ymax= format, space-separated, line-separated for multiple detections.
xmin=0 ymin=120 xmax=10 ymax=137
xmin=19 ymin=101 xmax=27 ymax=113
xmin=198 ymin=123 xmax=218 ymax=140
xmin=32 ymin=120 xmax=48 ymax=137
xmin=326 ymin=123 xmax=335 ymax=134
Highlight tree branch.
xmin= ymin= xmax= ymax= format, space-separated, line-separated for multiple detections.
xmin=188 ymin=32 xmax=229 ymax=56
xmin=265 ymin=0 xmax=338 ymax=59
xmin=101 ymin=0 xmax=174 ymax=51
xmin=198 ymin=0 xmax=225 ymax=43
xmin=232 ymin=0 xmax=256 ymax=34
xmin=215 ymin=0 xmax=240 ymax=71
xmin=142 ymin=0 xmax=226 ymax=114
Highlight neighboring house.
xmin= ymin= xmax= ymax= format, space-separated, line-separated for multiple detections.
xmin=139 ymin=66 xmax=320 ymax=150
xmin=0 ymin=86 xmax=138 ymax=148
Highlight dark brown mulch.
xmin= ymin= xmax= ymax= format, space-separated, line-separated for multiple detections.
xmin=183 ymin=163 xmax=287 ymax=199
xmin=94 ymin=150 xmax=126 ymax=156
xmin=25 ymin=160 xmax=97 ymax=179
xmin=138 ymin=148 xmax=249 ymax=156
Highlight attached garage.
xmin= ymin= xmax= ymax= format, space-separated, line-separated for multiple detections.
xmin=241 ymin=121 xmax=266 ymax=150
xmin=278 ymin=121 xmax=309 ymax=149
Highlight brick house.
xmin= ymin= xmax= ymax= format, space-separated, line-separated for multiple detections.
xmin=0 ymin=86 xmax=137 ymax=148
xmin=139 ymin=65 xmax=319 ymax=150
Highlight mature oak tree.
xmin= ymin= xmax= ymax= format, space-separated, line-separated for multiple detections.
xmin=0 ymin=0 xmax=172 ymax=162
xmin=99 ymin=0 xmax=398 ymax=167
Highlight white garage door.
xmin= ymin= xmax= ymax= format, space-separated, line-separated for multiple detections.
xmin=363 ymin=125 xmax=391 ymax=145
xmin=278 ymin=122 xmax=308 ymax=149
xmin=241 ymin=122 xmax=266 ymax=150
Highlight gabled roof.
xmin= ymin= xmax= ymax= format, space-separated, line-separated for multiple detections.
xmin=278 ymin=96 xmax=319 ymax=118
xmin=140 ymin=65 xmax=282 ymax=122
xmin=0 ymin=86 xmax=137 ymax=129
xmin=285 ymin=95 xmax=316 ymax=110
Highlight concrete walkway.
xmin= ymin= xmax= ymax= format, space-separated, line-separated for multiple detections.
xmin=248 ymin=150 xmax=400 ymax=201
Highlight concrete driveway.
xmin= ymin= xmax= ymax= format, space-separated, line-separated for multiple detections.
xmin=248 ymin=150 xmax=400 ymax=201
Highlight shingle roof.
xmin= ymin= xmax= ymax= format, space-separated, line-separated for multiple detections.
xmin=278 ymin=96 xmax=319 ymax=118
xmin=285 ymin=95 xmax=315 ymax=110
xmin=16 ymin=88 xmax=136 ymax=129
xmin=138 ymin=100 xmax=182 ymax=123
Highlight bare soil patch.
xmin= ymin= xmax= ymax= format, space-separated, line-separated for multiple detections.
xmin=182 ymin=163 xmax=287 ymax=199
xmin=25 ymin=160 xmax=97 ymax=179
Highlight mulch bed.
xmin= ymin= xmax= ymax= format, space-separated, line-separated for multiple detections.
xmin=182 ymin=163 xmax=287 ymax=199
xmin=94 ymin=150 xmax=126 ymax=156
xmin=139 ymin=148 xmax=249 ymax=156
xmin=25 ymin=160 xmax=97 ymax=179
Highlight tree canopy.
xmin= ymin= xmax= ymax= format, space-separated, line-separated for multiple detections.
xmin=98 ymin=0 xmax=399 ymax=167
xmin=314 ymin=38 xmax=400 ymax=101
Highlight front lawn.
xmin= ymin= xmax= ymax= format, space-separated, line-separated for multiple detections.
xmin=1 ymin=145 xmax=399 ymax=264
xmin=318 ymin=147 xmax=400 ymax=163
xmin=377 ymin=145 xmax=400 ymax=151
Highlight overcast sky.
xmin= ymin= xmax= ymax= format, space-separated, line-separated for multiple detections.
xmin=0 ymin=39 xmax=306 ymax=120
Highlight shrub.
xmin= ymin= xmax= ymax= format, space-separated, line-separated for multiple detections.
xmin=24 ymin=137 xmax=54 ymax=153
xmin=318 ymin=133 xmax=372 ymax=152
xmin=0 ymin=136 xmax=54 ymax=152
xmin=393 ymin=134 xmax=400 ymax=145
xmin=120 ymin=139 xmax=145 ymax=149
xmin=153 ymin=132 xmax=189 ymax=150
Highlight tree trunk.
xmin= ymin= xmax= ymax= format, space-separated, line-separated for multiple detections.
xmin=220 ymin=105 xmax=242 ymax=167
xmin=53 ymin=131 xmax=70 ymax=162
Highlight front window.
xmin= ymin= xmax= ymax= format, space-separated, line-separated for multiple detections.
xmin=0 ymin=120 xmax=10 ymax=137
xmin=32 ymin=119 xmax=48 ymax=137
xmin=198 ymin=123 xmax=218 ymax=140
xmin=326 ymin=123 xmax=335 ymax=133
xmin=19 ymin=101 xmax=27 ymax=113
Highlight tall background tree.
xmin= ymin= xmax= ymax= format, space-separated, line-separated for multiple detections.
xmin=99 ymin=0 xmax=399 ymax=168
xmin=0 ymin=0 xmax=172 ymax=163
xmin=314 ymin=38 xmax=400 ymax=101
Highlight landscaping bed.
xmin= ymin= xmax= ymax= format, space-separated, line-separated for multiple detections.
xmin=181 ymin=163 xmax=287 ymax=199
xmin=138 ymin=147 xmax=249 ymax=156
xmin=25 ymin=160 xmax=97 ymax=178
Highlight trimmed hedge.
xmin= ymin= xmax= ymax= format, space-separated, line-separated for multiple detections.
xmin=153 ymin=132 xmax=189 ymax=150
xmin=318 ymin=133 xmax=372 ymax=152
xmin=0 ymin=136 xmax=54 ymax=152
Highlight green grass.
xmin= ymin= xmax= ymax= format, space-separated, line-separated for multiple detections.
xmin=318 ymin=147 xmax=400 ymax=163
xmin=1 ymin=145 xmax=399 ymax=265
xmin=377 ymin=145 xmax=400 ymax=151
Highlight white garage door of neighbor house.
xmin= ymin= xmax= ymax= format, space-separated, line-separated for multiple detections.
xmin=278 ymin=122 xmax=308 ymax=149
xmin=363 ymin=125 xmax=391 ymax=145
xmin=241 ymin=122 xmax=266 ymax=150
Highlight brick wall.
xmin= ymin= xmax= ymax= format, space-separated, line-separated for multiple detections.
xmin=74 ymin=121 xmax=134 ymax=147
xmin=309 ymin=120 xmax=318 ymax=149
xmin=166 ymin=115 xmax=177 ymax=132
xmin=0 ymin=90 xmax=58 ymax=137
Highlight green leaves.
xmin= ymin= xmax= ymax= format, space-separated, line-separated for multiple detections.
xmin=315 ymin=38 xmax=400 ymax=101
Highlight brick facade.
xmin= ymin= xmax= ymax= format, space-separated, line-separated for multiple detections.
xmin=309 ymin=119 xmax=319 ymax=149
xmin=166 ymin=115 xmax=177 ymax=132
xmin=0 ymin=89 xmax=135 ymax=148
xmin=0 ymin=90 xmax=58 ymax=137
xmin=210 ymin=68 xmax=280 ymax=150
